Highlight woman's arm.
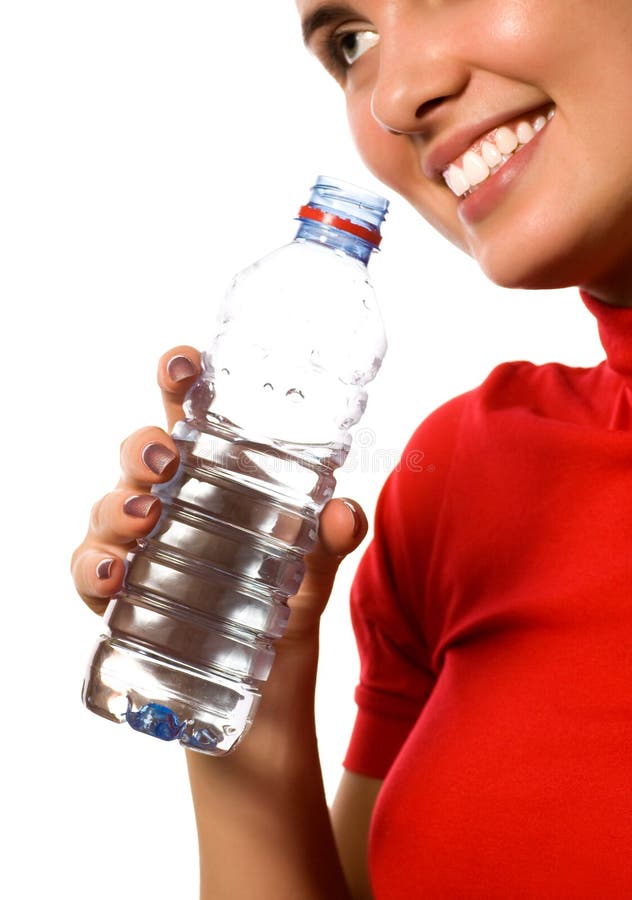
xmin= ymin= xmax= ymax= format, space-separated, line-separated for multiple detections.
xmin=187 ymin=628 xmax=346 ymax=899
xmin=332 ymin=771 xmax=383 ymax=900
xmin=72 ymin=346 xmax=373 ymax=900
xmin=186 ymin=498 xmax=369 ymax=900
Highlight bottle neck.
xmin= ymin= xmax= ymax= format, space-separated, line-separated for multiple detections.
xmin=294 ymin=219 xmax=376 ymax=265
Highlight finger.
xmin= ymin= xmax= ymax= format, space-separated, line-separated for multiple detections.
xmin=315 ymin=497 xmax=368 ymax=560
xmin=71 ymin=547 xmax=126 ymax=615
xmin=89 ymin=489 xmax=162 ymax=545
xmin=117 ymin=425 xmax=180 ymax=490
xmin=157 ymin=345 xmax=202 ymax=432
xmin=288 ymin=498 xmax=368 ymax=634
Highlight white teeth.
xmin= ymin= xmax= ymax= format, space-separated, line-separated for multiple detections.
xmin=516 ymin=121 xmax=535 ymax=144
xmin=481 ymin=140 xmax=502 ymax=168
xmin=441 ymin=106 xmax=555 ymax=198
xmin=495 ymin=126 xmax=519 ymax=155
xmin=533 ymin=115 xmax=547 ymax=132
xmin=462 ymin=150 xmax=489 ymax=185
xmin=445 ymin=163 xmax=470 ymax=197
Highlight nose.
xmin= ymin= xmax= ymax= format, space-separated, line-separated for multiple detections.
xmin=370 ymin=15 xmax=471 ymax=135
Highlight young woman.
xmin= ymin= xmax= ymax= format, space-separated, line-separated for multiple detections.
xmin=71 ymin=1 xmax=632 ymax=897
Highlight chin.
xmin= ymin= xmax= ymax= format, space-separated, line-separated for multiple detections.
xmin=468 ymin=223 xmax=596 ymax=293
xmin=476 ymin=254 xmax=577 ymax=292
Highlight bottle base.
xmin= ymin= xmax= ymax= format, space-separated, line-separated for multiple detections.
xmin=82 ymin=637 xmax=260 ymax=755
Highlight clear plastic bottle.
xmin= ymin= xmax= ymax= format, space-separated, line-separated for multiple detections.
xmin=82 ymin=176 xmax=389 ymax=754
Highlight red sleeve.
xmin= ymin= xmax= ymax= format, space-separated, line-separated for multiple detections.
xmin=343 ymin=395 xmax=467 ymax=778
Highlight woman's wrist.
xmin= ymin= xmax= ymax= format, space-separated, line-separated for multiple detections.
xmin=185 ymin=629 xmax=350 ymax=900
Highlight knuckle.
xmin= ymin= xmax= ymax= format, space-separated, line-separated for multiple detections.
xmin=119 ymin=432 xmax=131 ymax=458
xmin=135 ymin=424 xmax=161 ymax=444
xmin=70 ymin=544 xmax=85 ymax=577
xmin=89 ymin=496 xmax=105 ymax=532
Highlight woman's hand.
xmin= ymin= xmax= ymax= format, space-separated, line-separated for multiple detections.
xmin=71 ymin=344 xmax=368 ymax=900
xmin=70 ymin=346 xmax=202 ymax=614
xmin=70 ymin=343 xmax=367 ymax=632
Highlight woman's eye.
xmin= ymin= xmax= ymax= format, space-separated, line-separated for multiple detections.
xmin=336 ymin=29 xmax=379 ymax=67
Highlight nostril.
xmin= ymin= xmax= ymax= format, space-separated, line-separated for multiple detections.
xmin=415 ymin=96 xmax=449 ymax=119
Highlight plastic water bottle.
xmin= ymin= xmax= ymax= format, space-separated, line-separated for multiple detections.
xmin=82 ymin=176 xmax=389 ymax=754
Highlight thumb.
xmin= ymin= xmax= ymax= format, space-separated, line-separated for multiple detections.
xmin=287 ymin=498 xmax=368 ymax=636
xmin=310 ymin=497 xmax=368 ymax=565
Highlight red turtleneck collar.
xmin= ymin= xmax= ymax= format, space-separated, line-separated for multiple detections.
xmin=581 ymin=289 xmax=632 ymax=382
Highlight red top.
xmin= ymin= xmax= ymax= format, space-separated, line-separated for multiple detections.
xmin=345 ymin=294 xmax=632 ymax=898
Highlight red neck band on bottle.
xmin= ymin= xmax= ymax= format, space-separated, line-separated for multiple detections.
xmin=298 ymin=205 xmax=382 ymax=248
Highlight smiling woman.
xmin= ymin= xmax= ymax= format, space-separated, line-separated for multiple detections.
xmin=301 ymin=0 xmax=632 ymax=298
xmin=64 ymin=0 xmax=632 ymax=898
xmin=295 ymin=1 xmax=632 ymax=897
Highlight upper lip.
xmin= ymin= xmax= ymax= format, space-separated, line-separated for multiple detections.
xmin=421 ymin=103 xmax=550 ymax=181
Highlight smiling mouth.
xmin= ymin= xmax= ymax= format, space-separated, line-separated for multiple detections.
xmin=442 ymin=105 xmax=556 ymax=198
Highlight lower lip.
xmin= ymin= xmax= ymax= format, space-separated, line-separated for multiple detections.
xmin=456 ymin=123 xmax=549 ymax=226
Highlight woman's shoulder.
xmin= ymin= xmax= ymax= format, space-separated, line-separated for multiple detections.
xmin=403 ymin=358 xmax=610 ymax=451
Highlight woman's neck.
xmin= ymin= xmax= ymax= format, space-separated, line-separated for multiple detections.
xmin=580 ymin=254 xmax=632 ymax=308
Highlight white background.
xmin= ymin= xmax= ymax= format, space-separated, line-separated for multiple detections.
xmin=0 ymin=3 xmax=603 ymax=897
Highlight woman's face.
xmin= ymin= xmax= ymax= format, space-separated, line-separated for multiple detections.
xmin=297 ymin=0 xmax=632 ymax=303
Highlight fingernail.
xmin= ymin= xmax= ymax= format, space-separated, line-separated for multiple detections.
xmin=124 ymin=495 xmax=160 ymax=518
xmin=342 ymin=500 xmax=364 ymax=538
xmin=142 ymin=442 xmax=177 ymax=475
xmin=96 ymin=558 xmax=115 ymax=580
xmin=167 ymin=355 xmax=197 ymax=382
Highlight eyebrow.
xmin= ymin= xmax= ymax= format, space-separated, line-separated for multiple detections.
xmin=301 ymin=3 xmax=357 ymax=45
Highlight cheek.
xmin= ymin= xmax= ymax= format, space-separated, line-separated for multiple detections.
xmin=346 ymin=98 xmax=437 ymax=217
xmin=346 ymin=99 xmax=471 ymax=252
xmin=346 ymin=97 xmax=397 ymax=186
xmin=482 ymin=0 xmax=563 ymax=77
xmin=345 ymin=90 xmax=424 ymax=204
